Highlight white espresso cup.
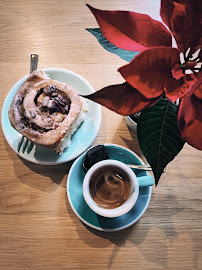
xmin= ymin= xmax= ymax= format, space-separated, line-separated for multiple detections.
xmin=83 ymin=159 xmax=154 ymax=218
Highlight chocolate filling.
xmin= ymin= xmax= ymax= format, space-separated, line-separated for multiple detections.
xmin=15 ymin=84 xmax=71 ymax=133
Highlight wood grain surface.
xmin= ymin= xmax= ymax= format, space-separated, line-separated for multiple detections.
xmin=0 ymin=0 xmax=202 ymax=269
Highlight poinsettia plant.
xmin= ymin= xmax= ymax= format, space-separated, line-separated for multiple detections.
xmin=84 ymin=0 xmax=202 ymax=185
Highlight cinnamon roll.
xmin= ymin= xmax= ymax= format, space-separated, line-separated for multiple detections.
xmin=8 ymin=70 xmax=87 ymax=154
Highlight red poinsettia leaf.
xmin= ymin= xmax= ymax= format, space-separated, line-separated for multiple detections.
xmin=178 ymin=75 xmax=202 ymax=150
xmin=171 ymin=64 xmax=184 ymax=80
xmin=118 ymin=47 xmax=179 ymax=99
xmin=194 ymin=83 xmax=202 ymax=99
xmin=87 ymin=4 xmax=172 ymax=52
xmin=84 ymin=82 xmax=162 ymax=116
xmin=165 ymin=73 xmax=197 ymax=102
xmin=160 ymin=0 xmax=202 ymax=53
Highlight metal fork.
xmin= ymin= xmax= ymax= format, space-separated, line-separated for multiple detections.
xmin=127 ymin=164 xmax=152 ymax=171
xmin=18 ymin=54 xmax=39 ymax=153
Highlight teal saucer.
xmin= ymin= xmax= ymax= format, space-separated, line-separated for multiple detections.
xmin=67 ymin=144 xmax=152 ymax=232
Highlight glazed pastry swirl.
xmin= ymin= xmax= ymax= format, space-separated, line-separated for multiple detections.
xmin=8 ymin=70 xmax=87 ymax=153
xmin=23 ymin=83 xmax=70 ymax=131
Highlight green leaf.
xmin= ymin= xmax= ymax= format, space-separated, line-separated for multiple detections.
xmin=137 ymin=99 xmax=185 ymax=186
xmin=86 ymin=28 xmax=139 ymax=62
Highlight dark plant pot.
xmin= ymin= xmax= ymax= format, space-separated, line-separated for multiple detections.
xmin=124 ymin=112 xmax=141 ymax=131
xmin=124 ymin=116 xmax=137 ymax=131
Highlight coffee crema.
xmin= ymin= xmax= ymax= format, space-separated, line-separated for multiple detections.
xmin=89 ymin=165 xmax=131 ymax=209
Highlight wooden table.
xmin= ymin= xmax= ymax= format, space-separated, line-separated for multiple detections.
xmin=0 ymin=0 xmax=202 ymax=269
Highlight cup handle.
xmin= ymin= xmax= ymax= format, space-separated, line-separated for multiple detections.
xmin=137 ymin=175 xmax=154 ymax=187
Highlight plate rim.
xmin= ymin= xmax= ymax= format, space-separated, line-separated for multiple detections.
xmin=67 ymin=143 xmax=152 ymax=232
xmin=1 ymin=68 xmax=102 ymax=165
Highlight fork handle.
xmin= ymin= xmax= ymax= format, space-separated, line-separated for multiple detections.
xmin=128 ymin=164 xmax=152 ymax=171
xmin=30 ymin=54 xmax=39 ymax=73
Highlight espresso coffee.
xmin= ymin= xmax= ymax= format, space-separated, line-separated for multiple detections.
xmin=89 ymin=165 xmax=131 ymax=209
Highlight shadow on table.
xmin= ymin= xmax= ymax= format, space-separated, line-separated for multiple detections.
xmin=64 ymin=144 xmax=187 ymax=268
xmin=5 ymin=139 xmax=73 ymax=191
xmin=67 ymin=186 xmax=186 ymax=268
xmin=23 ymin=157 xmax=72 ymax=180
xmin=115 ymin=118 xmax=143 ymax=158
xmin=66 ymin=192 xmax=137 ymax=246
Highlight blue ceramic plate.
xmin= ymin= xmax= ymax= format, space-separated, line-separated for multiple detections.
xmin=1 ymin=68 xmax=102 ymax=165
xmin=67 ymin=144 xmax=152 ymax=232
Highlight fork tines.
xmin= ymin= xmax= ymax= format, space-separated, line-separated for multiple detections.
xmin=18 ymin=134 xmax=34 ymax=153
